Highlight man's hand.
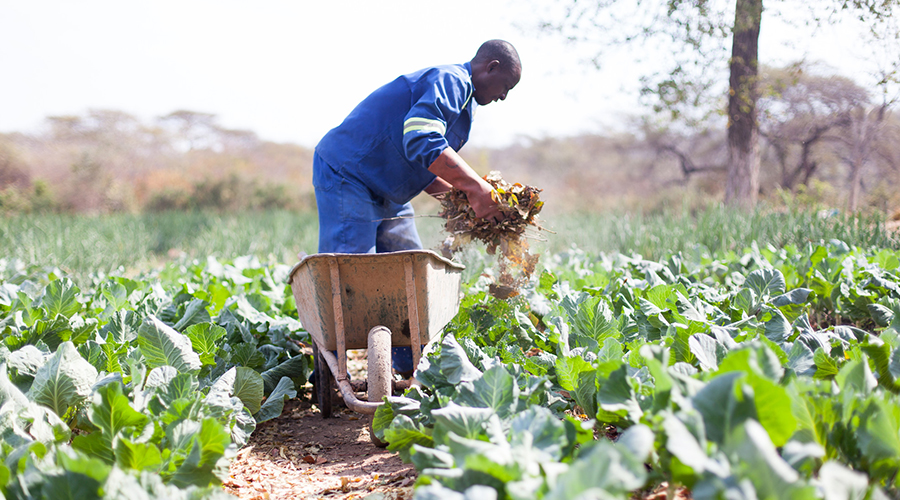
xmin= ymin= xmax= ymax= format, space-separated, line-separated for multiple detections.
xmin=427 ymin=148 xmax=504 ymax=222
xmin=465 ymin=182 xmax=504 ymax=222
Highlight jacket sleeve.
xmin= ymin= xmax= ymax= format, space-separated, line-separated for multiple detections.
xmin=401 ymin=70 xmax=471 ymax=168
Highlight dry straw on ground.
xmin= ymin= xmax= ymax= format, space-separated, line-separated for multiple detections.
xmin=438 ymin=171 xmax=546 ymax=299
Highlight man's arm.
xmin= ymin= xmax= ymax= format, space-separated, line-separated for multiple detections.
xmin=424 ymin=176 xmax=452 ymax=196
xmin=427 ymin=148 xmax=503 ymax=222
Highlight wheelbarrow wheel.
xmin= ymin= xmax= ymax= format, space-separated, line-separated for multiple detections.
xmin=367 ymin=326 xmax=392 ymax=448
xmin=311 ymin=342 xmax=333 ymax=418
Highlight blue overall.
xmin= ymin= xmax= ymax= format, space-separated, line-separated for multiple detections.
xmin=313 ymin=62 xmax=476 ymax=374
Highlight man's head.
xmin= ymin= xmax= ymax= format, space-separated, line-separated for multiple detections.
xmin=470 ymin=40 xmax=521 ymax=106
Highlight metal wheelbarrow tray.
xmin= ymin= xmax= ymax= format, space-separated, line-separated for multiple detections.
xmin=288 ymin=249 xmax=464 ymax=419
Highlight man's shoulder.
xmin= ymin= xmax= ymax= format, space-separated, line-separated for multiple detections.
xmin=434 ymin=62 xmax=471 ymax=79
xmin=404 ymin=62 xmax=471 ymax=85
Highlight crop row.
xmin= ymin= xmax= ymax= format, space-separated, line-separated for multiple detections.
xmin=0 ymin=256 xmax=310 ymax=499
xmin=2 ymin=237 xmax=900 ymax=499
xmin=374 ymin=241 xmax=900 ymax=499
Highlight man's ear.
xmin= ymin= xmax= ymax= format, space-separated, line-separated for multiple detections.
xmin=486 ymin=60 xmax=501 ymax=73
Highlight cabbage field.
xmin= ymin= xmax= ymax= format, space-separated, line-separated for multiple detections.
xmin=1 ymin=209 xmax=900 ymax=499
xmin=0 ymin=256 xmax=310 ymax=498
xmin=376 ymin=240 xmax=900 ymax=499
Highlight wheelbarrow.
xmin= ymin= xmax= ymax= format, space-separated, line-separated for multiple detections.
xmin=288 ymin=250 xmax=464 ymax=436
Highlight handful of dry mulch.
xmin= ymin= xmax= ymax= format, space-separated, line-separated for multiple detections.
xmin=437 ymin=171 xmax=546 ymax=299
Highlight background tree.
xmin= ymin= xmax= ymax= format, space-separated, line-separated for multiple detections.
xmin=0 ymin=136 xmax=28 ymax=190
xmin=725 ymin=0 xmax=762 ymax=208
xmin=159 ymin=110 xmax=220 ymax=151
xmin=640 ymin=120 xmax=726 ymax=180
xmin=757 ymin=63 xmax=870 ymax=191
xmin=0 ymin=109 xmax=317 ymax=214
xmin=837 ymin=103 xmax=891 ymax=211
xmin=537 ymin=0 xmax=900 ymax=208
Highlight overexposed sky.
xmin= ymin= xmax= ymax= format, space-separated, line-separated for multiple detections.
xmin=0 ymin=1 xmax=886 ymax=148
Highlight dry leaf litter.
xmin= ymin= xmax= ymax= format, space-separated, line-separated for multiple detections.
xmin=438 ymin=171 xmax=545 ymax=299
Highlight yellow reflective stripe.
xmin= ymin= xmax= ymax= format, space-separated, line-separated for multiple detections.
xmin=403 ymin=117 xmax=446 ymax=136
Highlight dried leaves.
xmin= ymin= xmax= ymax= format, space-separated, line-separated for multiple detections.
xmin=438 ymin=171 xmax=546 ymax=299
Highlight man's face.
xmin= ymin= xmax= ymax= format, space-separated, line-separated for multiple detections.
xmin=473 ymin=62 xmax=520 ymax=106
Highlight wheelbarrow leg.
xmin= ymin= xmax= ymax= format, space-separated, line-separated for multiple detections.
xmin=311 ymin=342 xmax=333 ymax=418
xmin=367 ymin=325 xmax=391 ymax=448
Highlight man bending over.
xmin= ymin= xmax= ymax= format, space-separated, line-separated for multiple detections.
xmin=313 ymin=39 xmax=522 ymax=378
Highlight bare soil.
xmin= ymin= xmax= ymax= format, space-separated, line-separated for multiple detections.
xmin=223 ymin=350 xmax=415 ymax=500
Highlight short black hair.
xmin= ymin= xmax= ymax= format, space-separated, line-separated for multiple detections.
xmin=472 ymin=40 xmax=521 ymax=73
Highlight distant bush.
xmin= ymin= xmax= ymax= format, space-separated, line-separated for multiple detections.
xmin=144 ymin=175 xmax=309 ymax=212
xmin=0 ymin=180 xmax=58 ymax=214
xmin=251 ymin=182 xmax=292 ymax=210
xmin=191 ymin=174 xmax=243 ymax=210
xmin=145 ymin=187 xmax=193 ymax=212
xmin=769 ymin=179 xmax=841 ymax=212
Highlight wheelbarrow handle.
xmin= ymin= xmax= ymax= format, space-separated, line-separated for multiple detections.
xmin=316 ymin=346 xmax=403 ymax=414
xmin=404 ymin=256 xmax=423 ymax=370
xmin=329 ymin=258 xmax=348 ymax=380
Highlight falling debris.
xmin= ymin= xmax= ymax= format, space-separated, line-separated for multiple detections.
xmin=438 ymin=171 xmax=546 ymax=298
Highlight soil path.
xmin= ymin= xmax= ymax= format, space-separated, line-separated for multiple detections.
xmin=224 ymin=351 xmax=415 ymax=500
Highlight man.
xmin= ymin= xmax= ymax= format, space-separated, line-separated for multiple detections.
xmin=312 ymin=39 xmax=521 ymax=377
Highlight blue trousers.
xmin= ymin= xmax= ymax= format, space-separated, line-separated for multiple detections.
xmin=313 ymin=152 xmax=419 ymax=374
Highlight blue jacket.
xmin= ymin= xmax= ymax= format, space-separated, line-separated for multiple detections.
xmin=315 ymin=62 xmax=476 ymax=204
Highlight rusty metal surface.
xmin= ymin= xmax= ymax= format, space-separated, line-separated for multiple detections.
xmin=316 ymin=346 xmax=391 ymax=414
xmin=288 ymin=250 xmax=465 ymax=351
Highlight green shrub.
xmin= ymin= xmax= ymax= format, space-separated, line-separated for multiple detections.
xmin=0 ymin=180 xmax=57 ymax=214
xmin=146 ymin=187 xmax=193 ymax=212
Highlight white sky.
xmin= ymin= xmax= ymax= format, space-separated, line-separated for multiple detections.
xmin=0 ymin=0 xmax=888 ymax=148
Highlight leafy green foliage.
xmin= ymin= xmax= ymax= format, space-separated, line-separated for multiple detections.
xmin=28 ymin=341 xmax=98 ymax=418
xmin=378 ymin=240 xmax=900 ymax=499
xmin=138 ymin=316 xmax=203 ymax=373
xmin=4 ymin=216 xmax=900 ymax=499
xmin=0 ymin=256 xmax=311 ymax=497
